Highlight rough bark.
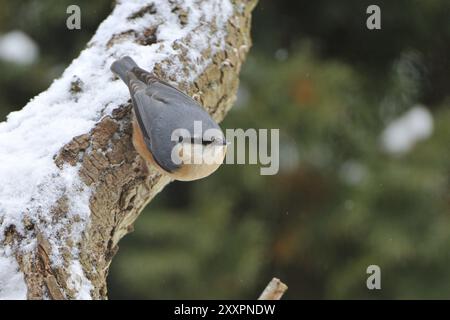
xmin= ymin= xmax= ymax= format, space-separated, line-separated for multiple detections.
xmin=1 ymin=0 xmax=257 ymax=299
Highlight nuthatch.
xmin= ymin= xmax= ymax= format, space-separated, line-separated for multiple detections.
xmin=111 ymin=56 xmax=227 ymax=181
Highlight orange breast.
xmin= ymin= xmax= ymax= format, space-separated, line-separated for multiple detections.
xmin=132 ymin=114 xmax=167 ymax=174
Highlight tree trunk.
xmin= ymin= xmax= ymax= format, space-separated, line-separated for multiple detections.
xmin=0 ymin=0 xmax=257 ymax=299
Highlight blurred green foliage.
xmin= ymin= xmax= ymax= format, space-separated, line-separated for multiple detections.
xmin=0 ymin=0 xmax=449 ymax=299
xmin=0 ymin=0 xmax=111 ymax=120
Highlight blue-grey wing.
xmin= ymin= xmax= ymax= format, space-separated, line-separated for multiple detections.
xmin=133 ymin=90 xmax=180 ymax=173
xmin=145 ymin=80 xmax=196 ymax=106
xmin=145 ymin=81 xmax=222 ymax=132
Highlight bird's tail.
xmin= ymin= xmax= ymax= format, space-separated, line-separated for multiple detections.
xmin=111 ymin=56 xmax=138 ymax=83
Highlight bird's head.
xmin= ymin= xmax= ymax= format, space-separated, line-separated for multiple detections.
xmin=170 ymin=125 xmax=228 ymax=181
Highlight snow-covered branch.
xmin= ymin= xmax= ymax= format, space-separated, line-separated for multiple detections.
xmin=0 ymin=0 xmax=257 ymax=299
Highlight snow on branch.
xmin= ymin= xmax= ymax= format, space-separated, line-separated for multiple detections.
xmin=0 ymin=0 xmax=257 ymax=299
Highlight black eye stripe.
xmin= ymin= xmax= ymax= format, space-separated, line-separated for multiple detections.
xmin=202 ymin=139 xmax=212 ymax=145
xmin=178 ymin=136 xmax=221 ymax=145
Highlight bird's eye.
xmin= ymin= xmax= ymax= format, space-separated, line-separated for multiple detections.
xmin=178 ymin=136 xmax=183 ymax=143
xmin=201 ymin=139 xmax=212 ymax=145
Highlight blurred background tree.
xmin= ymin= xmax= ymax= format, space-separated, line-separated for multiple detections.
xmin=0 ymin=0 xmax=449 ymax=299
